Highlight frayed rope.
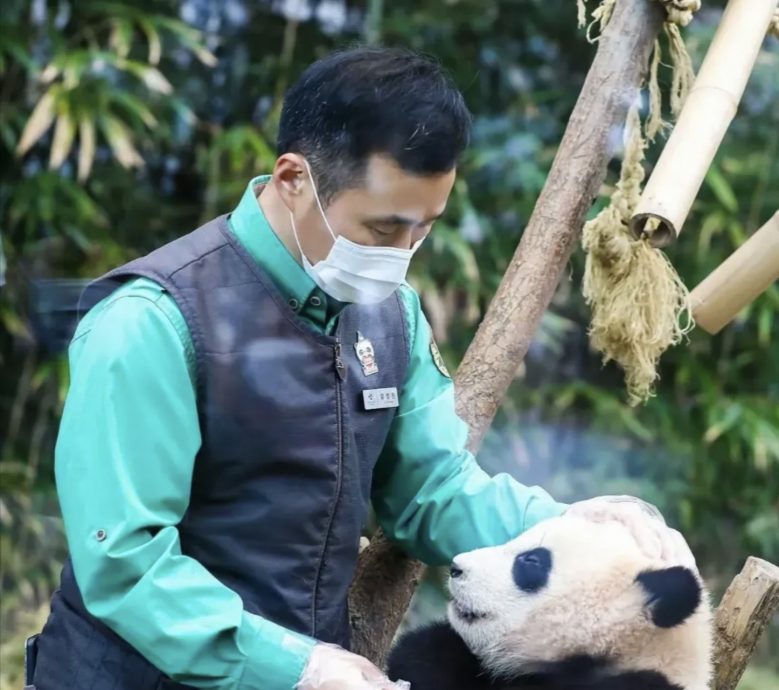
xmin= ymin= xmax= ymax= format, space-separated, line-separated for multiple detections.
xmin=582 ymin=106 xmax=693 ymax=405
xmin=575 ymin=0 xmax=701 ymax=403
xmin=576 ymin=1 xmax=776 ymax=402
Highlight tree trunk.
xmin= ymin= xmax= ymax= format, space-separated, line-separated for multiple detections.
xmin=348 ymin=0 xmax=666 ymax=668
xmin=713 ymin=557 xmax=779 ymax=690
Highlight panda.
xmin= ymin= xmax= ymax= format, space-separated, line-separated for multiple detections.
xmin=387 ymin=514 xmax=712 ymax=690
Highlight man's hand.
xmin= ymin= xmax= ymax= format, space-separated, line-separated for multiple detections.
xmin=565 ymin=495 xmax=697 ymax=570
xmin=297 ymin=643 xmax=406 ymax=690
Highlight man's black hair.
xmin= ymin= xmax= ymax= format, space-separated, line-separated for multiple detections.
xmin=277 ymin=46 xmax=472 ymax=204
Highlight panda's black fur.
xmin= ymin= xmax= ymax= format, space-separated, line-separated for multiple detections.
xmin=387 ymin=621 xmax=683 ymax=690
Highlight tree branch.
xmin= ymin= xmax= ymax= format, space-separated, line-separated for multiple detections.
xmin=455 ymin=0 xmax=665 ymax=451
xmin=713 ymin=557 xmax=779 ymax=690
xmin=349 ymin=0 xmax=667 ymax=668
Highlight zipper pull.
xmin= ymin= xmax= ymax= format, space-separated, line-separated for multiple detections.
xmin=334 ymin=340 xmax=347 ymax=381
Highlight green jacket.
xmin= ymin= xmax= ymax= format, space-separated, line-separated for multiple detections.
xmin=55 ymin=176 xmax=566 ymax=689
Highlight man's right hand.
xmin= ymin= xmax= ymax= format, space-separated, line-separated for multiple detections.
xmin=296 ymin=643 xmax=403 ymax=690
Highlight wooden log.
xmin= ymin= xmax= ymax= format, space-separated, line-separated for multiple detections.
xmin=690 ymin=211 xmax=779 ymax=334
xmin=630 ymin=0 xmax=777 ymax=247
xmin=348 ymin=0 xmax=666 ymax=667
xmin=348 ymin=537 xmax=422 ymax=667
xmin=713 ymin=556 xmax=779 ymax=690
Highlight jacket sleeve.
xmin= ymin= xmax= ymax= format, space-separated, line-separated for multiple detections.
xmin=55 ymin=283 xmax=315 ymax=690
xmin=370 ymin=285 xmax=567 ymax=566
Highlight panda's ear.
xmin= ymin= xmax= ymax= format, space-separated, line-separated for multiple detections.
xmin=636 ymin=566 xmax=702 ymax=628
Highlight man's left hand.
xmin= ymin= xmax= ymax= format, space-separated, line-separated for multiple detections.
xmin=565 ymin=495 xmax=697 ymax=570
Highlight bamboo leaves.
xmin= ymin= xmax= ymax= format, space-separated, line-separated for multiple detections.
xmin=153 ymin=15 xmax=218 ymax=68
xmin=48 ymin=110 xmax=76 ymax=169
xmin=99 ymin=115 xmax=143 ymax=169
xmin=109 ymin=18 xmax=134 ymax=60
xmin=13 ymin=7 xmax=215 ymax=180
xmin=77 ymin=116 xmax=96 ymax=181
xmin=15 ymin=88 xmax=58 ymax=158
xmin=91 ymin=2 xmax=218 ymax=67
xmin=118 ymin=58 xmax=173 ymax=95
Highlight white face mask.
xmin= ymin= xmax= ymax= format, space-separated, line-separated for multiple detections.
xmin=289 ymin=161 xmax=422 ymax=304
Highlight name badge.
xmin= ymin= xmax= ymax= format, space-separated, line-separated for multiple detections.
xmin=362 ymin=387 xmax=399 ymax=411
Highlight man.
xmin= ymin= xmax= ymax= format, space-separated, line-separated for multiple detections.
xmin=30 ymin=47 xmax=691 ymax=690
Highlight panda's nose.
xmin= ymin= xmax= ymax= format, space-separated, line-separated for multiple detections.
xmin=450 ymin=560 xmax=464 ymax=579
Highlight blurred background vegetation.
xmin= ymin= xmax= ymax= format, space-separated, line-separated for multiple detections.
xmin=1 ymin=0 xmax=777 ymax=688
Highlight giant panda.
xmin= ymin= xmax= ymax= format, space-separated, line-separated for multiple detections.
xmin=387 ymin=514 xmax=712 ymax=690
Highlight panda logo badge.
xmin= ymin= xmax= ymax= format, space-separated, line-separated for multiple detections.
xmin=430 ymin=334 xmax=450 ymax=378
xmin=354 ymin=332 xmax=379 ymax=376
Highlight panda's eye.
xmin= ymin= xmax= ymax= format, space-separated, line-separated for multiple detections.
xmin=513 ymin=547 xmax=552 ymax=593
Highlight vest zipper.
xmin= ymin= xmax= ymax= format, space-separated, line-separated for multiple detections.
xmin=312 ymin=338 xmax=346 ymax=634
xmin=334 ymin=340 xmax=347 ymax=381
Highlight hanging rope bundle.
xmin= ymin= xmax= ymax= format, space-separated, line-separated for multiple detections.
xmin=582 ymin=106 xmax=693 ymax=404
xmin=658 ymin=0 xmax=700 ymax=26
xmin=576 ymin=0 xmax=702 ymax=404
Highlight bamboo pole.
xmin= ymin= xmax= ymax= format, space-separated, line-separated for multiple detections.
xmin=630 ymin=0 xmax=777 ymax=248
xmin=690 ymin=211 xmax=779 ymax=334
xmin=713 ymin=557 xmax=779 ymax=690
xmin=348 ymin=0 xmax=667 ymax=667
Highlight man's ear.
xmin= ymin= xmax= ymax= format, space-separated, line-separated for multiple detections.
xmin=272 ymin=153 xmax=308 ymax=210
xmin=636 ymin=566 xmax=702 ymax=628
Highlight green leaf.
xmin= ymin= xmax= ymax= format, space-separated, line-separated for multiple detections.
xmin=99 ymin=115 xmax=144 ymax=168
xmin=0 ymin=307 xmax=32 ymax=342
xmin=704 ymin=166 xmax=738 ymax=214
xmin=137 ymin=17 xmax=162 ymax=65
xmin=757 ymin=305 xmax=773 ymax=348
xmin=109 ymin=18 xmax=133 ymax=60
xmin=117 ymin=59 xmax=173 ymax=94
xmin=16 ymin=86 xmax=59 ymax=156
xmin=111 ymin=91 xmax=158 ymax=129
xmin=0 ymin=30 xmax=36 ymax=73
xmin=154 ymin=16 xmax=217 ymax=66
xmin=77 ymin=116 xmax=96 ymax=182
xmin=48 ymin=111 xmax=76 ymax=169
xmin=704 ymin=403 xmax=742 ymax=444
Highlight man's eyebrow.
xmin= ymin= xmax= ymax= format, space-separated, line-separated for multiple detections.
xmin=367 ymin=211 xmax=446 ymax=226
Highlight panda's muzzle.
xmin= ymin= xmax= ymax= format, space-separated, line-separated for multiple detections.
xmin=452 ymin=600 xmax=489 ymax=623
xmin=448 ymin=557 xmax=490 ymax=622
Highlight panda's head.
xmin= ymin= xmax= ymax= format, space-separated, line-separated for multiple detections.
xmin=447 ymin=515 xmax=712 ymax=689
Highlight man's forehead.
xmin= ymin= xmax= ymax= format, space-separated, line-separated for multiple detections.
xmin=339 ymin=154 xmax=456 ymax=222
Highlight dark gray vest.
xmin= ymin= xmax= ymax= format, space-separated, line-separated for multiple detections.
xmin=33 ymin=216 xmax=409 ymax=689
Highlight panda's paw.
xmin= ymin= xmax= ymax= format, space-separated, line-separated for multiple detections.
xmin=387 ymin=621 xmax=488 ymax=690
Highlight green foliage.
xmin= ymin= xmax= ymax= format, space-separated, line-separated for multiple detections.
xmin=0 ymin=0 xmax=777 ymax=683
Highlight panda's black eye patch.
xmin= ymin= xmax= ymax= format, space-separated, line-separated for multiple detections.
xmin=513 ymin=547 xmax=552 ymax=592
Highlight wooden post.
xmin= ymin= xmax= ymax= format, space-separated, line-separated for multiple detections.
xmin=453 ymin=0 xmax=664 ymax=455
xmin=713 ymin=557 xmax=779 ymax=690
xmin=348 ymin=0 xmax=666 ymax=667
xmin=630 ymin=0 xmax=777 ymax=247
xmin=690 ymin=211 xmax=779 ymax=334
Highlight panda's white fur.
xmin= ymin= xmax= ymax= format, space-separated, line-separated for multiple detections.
xmin=388 ymin=514 xmax=712 ymax=690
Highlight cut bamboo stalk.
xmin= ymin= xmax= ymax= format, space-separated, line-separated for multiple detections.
xmin=690 ymin=211 xmax=779 ymax=334
xmin=630 ymin=0 xmax=778 ymax=247
xmin=713 ymin=557 xmax=779 ymax=690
